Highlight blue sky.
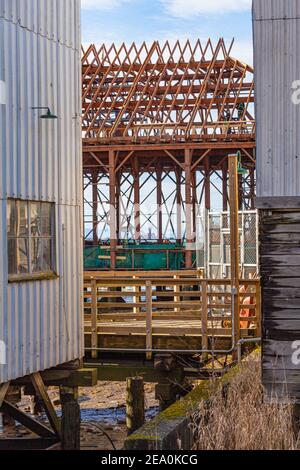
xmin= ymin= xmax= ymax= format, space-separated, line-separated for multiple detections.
xmin=81 ymin=0 xmax=254 ymax=65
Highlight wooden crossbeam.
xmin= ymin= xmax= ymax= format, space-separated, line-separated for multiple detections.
xmin=0 ymin=401 xmax=56 ymax=439
xmin=0 ymin=382 xmax=10 ymax=408
xmin=31 ymin=373 xmax=61 ymax=438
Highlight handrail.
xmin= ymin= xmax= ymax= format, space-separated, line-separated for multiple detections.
xmin=84 ymin=276 xmax=261 ymax=359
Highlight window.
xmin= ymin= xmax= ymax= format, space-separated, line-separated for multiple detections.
xmin=7 ymin=200 xmax=56 ymax=279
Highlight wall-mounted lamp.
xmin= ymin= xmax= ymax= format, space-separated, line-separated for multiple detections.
xmin=32 ymin=107 xmax=58 ymax=120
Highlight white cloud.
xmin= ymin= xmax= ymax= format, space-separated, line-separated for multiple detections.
xmin=162 ymin=0 xmax=251 ymax=18
xmin=81 ymin=0 xmax=130 ymax=10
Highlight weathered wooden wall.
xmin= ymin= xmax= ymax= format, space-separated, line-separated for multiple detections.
xmin=260 ymin=210 xmax=300 ymax=402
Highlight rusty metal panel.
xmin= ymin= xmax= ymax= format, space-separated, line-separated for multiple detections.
xmin=253 ymin=0 xmax=300 ymax=203
xmin=0 ymin=0 xmax=83 ymax=384
xmin=260 ymin=209 xmax=300 ymax=402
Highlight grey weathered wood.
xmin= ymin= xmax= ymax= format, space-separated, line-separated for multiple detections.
xmin=60 ymin=386 xmax=81 ymax=450
xmin=256 ymin=197 xmax=300 ymax=209
xmin=261 ymin=209 xmax=300 ymax=403
xmin=126 ymin=377 xmax=145 ymax=435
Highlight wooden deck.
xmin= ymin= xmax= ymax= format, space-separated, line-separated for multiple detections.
xmin=84 ymin=271 xmax=261 ymax=358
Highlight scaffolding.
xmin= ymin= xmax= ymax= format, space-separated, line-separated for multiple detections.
xmin=82 ymin=39 xmax=256 ymax=269
xmin=196 ymin=210 xmax=259 ymax=279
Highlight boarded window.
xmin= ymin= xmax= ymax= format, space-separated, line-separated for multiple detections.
xmin=7 ymin=200 xmax=55 ymax=277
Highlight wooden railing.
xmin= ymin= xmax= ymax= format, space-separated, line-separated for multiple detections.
xmin=83 ymin=273 xmax=261 ymax=359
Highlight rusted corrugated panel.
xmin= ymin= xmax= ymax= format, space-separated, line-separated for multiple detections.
xmin=0 ymin=0 xmax=83 ymax=384
xmin=260 ymin=209 xmax=300 ymax=402
xmin=253 ymin=0 xmax=300 ymax=202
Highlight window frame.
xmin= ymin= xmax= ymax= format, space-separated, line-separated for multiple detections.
xmin=7 ymin=199 xmax=58 ymax=283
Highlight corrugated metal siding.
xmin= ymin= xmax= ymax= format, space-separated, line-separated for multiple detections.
xmin=253 ymin=0 xmax=300 ymax=199
xmin=260 ymin=210 xmax=300 ymax=402
xmin=0 ymin=0 xmax=83 ymax=383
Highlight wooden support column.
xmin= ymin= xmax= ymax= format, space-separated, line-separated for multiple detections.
xmin=201 ymin=280 xmax=208 ymax=362
xmin=31 ymin=373 xmax=61 ymax=439
xmin=92 ymin=170 xmax=99 ymax=245
xmin=175 ymin=168 xmax=182 ymax=243
xmin=157 ymin=165 xmax=163 ymax=243
xmin=185 ymin=149 xmax=193 ymax=268
xmin=238 ymin=173 xmax=244 ymax=211
xmin=116 ymin=172 xmax=121 ymax=243
xmin=91 ymin=277 xmax=98 ymax=359
xmin=204 ymin=156 xmax=211 ymax=210
xmin=146 ymin=281 xmax=153 ymax=360
xmin=109 ymin=150 xmax=117 ymax=270
xmin=133 ymin=157 xmax=141 ymax=242
xmin=126 ymin=377 xmax=145 ymax=435
xmin=192 ymin=171 xmax=197 ymax=236
xmin=228 ymin=154 xmax=240 ymax=354
xmin=60 ymin=387 xmax=81 ymax=450
xmin=222 ymin=162 xmax=228 ymax=212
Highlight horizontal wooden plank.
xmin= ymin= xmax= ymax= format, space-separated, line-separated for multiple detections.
xmin=263 ymin=340 xmax=300 ymax=369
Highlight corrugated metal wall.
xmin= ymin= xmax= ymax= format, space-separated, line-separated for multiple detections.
xmin=0 ymin=0 xmax=83 ymax=383
xmin=253 ymin=0 xmax=300 ymax=203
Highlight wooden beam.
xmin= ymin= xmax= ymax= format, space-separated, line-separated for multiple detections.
xmin=185 ymin=148 xmax=193 ymax=268
xmin=146 ymin=281 xmax=153 ymax=360
xmin=228 ymin=154 xmax=240 ymax=350
xmin=31 ymin=373 xmax=61 ymax=438
xmin=0 ymin=401 xmax=56 ymax=439
xmin=0 ymin=437 xmax=58 ymax=451
xmin=0 ymin=382 xmax=10 ymax=408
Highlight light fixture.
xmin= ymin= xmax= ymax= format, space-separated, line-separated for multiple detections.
xmin=32 ymin=107 xmax=58 ymax=120
xmin=237 ymin=150 xmax=248 ymax=175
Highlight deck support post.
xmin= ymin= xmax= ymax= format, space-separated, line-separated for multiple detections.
xmin=228 ymin=154 xmax=240 ymax=359
xmin=92 ymin=170 xmax=99 ymax=245
xmin=126 ymin=377 xmax=145 ymax=435
xmin=157 ymin=165 xmax=163 ymax=243
xmin=185 ymin=149 xmax=193 ymax=268
xmin=109 ymin=150 xmax=117 ymax=270
xmin=133 ymin=157 xmax=141 ymax=242
xmin=60 ymin=386 xmax=81 ymax=450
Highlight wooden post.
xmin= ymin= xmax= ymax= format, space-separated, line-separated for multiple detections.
xmin=222 ymin=162 xmax=228 ymax=211
xmin=174 ymin=275 xmax=180 ymax=313
xmin=228 ymin=154 xmax=240 ymax=354
xmin=175 ymin=168 xmax=182 ymax=244
xmin=185 ymin=149 xmax=193 ymax=268
xmin=60 ymin=387 xmax=81 ymax=450
xmin=91 ymin=277 xmax=98 ymax=359
xmin=92 ymin=170 xmax=99 ymax=246
xmin=157 ymin=165 xmax=163 ymax=243
xmin=146 ymin=281 xmax=153 ymax=360
xmin=109 ymin=150 xmax=117 ymax=270
xmin=133 ymin=158 xmax=141 ymax=242
xmin=201 ymin=280 xmax=208 ymax=361
xmin=133 ymin=275 xmax=141 ymax=314
xmin=126 ymin=377 xmax=145 ymax=435
xmin=204 ymin=156 xmax=211 ymax=210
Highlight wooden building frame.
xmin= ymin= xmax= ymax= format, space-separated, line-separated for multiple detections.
xmin=82 ymin=39 xmax=256 ymax=269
